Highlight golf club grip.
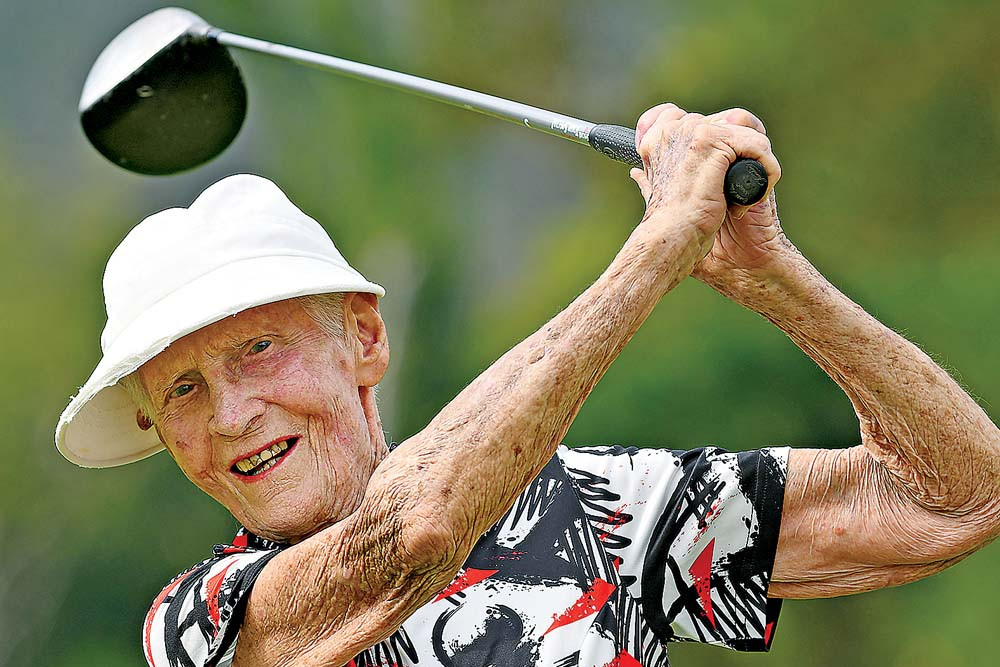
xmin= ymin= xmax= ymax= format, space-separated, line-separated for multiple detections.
xmin=587 ymin=124 xmax=769 ymax=206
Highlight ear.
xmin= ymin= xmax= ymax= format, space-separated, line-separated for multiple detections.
xmin=344 ymin=292 xmax=389 ymax=387
xmin=136 ymin=410 xmax=154 ymax=431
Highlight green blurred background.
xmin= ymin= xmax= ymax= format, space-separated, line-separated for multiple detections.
xmin=2 ymin=0 xmax=998 ymax=665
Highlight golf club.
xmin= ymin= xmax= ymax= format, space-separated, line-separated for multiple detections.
xmin=80 ymin=8 xmax=769 ymax=205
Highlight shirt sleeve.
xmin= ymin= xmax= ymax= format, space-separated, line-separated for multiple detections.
xmin=142 ymin=547 xmax=280 ymax=667
xmin=558 ymin=444 xmax=788 ymax=652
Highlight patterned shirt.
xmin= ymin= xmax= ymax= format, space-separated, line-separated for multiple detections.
xmin=143 ymin=445 xmax=788 ymax=667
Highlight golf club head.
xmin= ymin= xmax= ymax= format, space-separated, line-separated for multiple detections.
xmin=79 ymin=8 xmax=246 ymax=175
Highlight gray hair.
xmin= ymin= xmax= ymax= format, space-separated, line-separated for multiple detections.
xmin=118 ymin=292 xmax=347 ymax=427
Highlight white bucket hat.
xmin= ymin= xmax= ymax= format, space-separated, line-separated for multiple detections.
xmin=56 ymin=173 xmax=385 ymax=468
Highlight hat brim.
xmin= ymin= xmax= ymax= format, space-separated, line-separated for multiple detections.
xmin=56 ymin=254 xmax=384 ymax=468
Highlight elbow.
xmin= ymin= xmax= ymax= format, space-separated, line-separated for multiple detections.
xmin=897 ymin=498 xmax=1000 ymax=564
xmin=387 ymin=472 xmax=475 ymax=580
xmin=360 ymin=463 xmax=476 ymax=598
xmin=390 ymin=512 xmax=469 ymax=599
xmin=868 ymin=457 xmax=1000 ymax=565
xmin=398 ymin=506 xmax=467 ymax=571
xmin=953 ymin=495 xmax=1000 ymax=554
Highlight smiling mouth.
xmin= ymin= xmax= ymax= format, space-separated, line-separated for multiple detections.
xmin=231 ymin=437 xmax=298 ymax=477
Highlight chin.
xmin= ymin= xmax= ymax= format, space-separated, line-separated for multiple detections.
xmin=238 ymin=493 xmax=365 ymax=544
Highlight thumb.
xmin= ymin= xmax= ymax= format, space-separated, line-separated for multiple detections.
xmin=630 ymin=168 xmax=652 ymax=204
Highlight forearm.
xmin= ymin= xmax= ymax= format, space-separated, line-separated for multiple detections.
xmin=739 ymin=250 xmax=1000 ymax=516
xmin=390 ymin=214 xmax=704 ymax=555
xmin=240 ymin=220 xmax=704 ymax=666
xmin=239 ymin=102 xmax=781 ymax=661
xmin=247 ymin=216 xmax=702 ymax=663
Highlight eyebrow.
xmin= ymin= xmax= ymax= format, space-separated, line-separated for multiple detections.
xmin=203 ymin=331 xmax=279 ymax=358
xmin=151 ymin=332 xmax=277 ymax=402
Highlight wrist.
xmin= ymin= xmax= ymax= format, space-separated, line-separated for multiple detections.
xmin=707 ymin=247 xmax=829 ymax=319
xmin=612 ymin=211 xmax=707 ymax=296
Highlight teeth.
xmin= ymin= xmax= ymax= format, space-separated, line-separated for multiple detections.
xmin=234 ymin=439 xmax=294 ymax=475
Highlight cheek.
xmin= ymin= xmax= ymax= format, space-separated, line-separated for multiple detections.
xmin=168 ymin=439 xmax=218 ymax=483
xmin=286 ymin=367 xmax=357 ymax=421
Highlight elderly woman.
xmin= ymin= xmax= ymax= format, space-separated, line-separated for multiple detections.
xmin=58 ymin=105 xmax=1000 ymax=667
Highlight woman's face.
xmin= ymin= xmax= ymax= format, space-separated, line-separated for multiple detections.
xmin=137 ymin=294 xmax=389 ymax=542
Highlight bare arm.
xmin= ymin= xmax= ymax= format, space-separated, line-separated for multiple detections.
xmin=632 ymin=108 xmax=1000 ymax=599
xmin=233 ymin=106 xmax=779 ymax=665
xmin=734 ymin=252 xmax=1000 ymax=598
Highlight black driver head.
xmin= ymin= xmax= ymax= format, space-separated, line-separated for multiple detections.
xmin=79 ymin=8 xmax=247 ymax=175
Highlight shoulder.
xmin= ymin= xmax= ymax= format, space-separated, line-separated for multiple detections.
xmin=556 ymin=443 xmax=684 ymax=491
xmin=142 ymin=531 xmax=284 ymax=667
xmin=557 ymin=443 xmax=788 ymax=484
xmin=556 ymin=443 xmax=644 ymax=475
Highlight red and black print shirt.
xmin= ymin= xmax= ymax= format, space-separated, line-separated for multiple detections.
xmin=143 ymin=445 xmax=789 ymax=667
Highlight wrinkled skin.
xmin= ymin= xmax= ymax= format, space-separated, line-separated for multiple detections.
xmin=131 ymin=103 xmax=1000 ymax=665
xmin=137 ymin=294 xmax=389 ymax=543
xmin=630 ymin=103 xmax=789 ymax=281
xmin=632 ymin=103 xmax=1000 ymax=598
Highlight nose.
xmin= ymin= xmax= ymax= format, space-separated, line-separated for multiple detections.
xmin=207 ymin=380 xmax=265 ymax=438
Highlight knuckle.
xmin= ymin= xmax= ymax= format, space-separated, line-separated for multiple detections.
xmin=767 ymin=158 xmax=782 ymax=183
xmin=691 ymin=122 xmax=716 ymax=144
xmin=637 ymin=128 xmax=658 ymax=157
xmin=657 ymin=102 xmax=682 ymax=117
xmin=638 ymin=102 xmax=676 ymax=127
xmin=723 ymin=107 xmax=766 ymax=134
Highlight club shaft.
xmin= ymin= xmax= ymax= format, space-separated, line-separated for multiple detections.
xmin=213 ymin=30 xmax=596 ymax=145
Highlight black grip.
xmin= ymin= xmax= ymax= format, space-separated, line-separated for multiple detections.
xmin=587 ymin=123 xmax=768 ymax=206
xmin=587 ymin=123 xmax=642 ymax=167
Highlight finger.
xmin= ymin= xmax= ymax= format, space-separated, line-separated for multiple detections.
xmin=766 ymin=188 xmax=778 ymax=217
xmin=715 ymin=123 xmax=781 ymax=217
xmin=707 ymin=107 xmax=766 ymax=135
xmin=635 ymin=102 xmax=686 ymax=150
xmin=752 ymin=188 xmax=777 ymax=215
xmin=721 ymin=123 xmax=780 ymax=189
xmin=738 ymin=189 xmax=774 ymax=221
xmin=629 ymin=167 xmax=652 ymax=203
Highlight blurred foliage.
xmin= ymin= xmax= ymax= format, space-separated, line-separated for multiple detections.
xmin=1 ymin=0 xmax=998 ymax=665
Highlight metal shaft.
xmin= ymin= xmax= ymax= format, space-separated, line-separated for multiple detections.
xmin=213 ymin=30 xmax=596 ymax=144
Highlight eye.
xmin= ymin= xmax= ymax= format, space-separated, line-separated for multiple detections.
xmin=249 ymin=340 xmax=272 ymax=355
xmin=170 ymin=383 xmax=195 ymax=399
